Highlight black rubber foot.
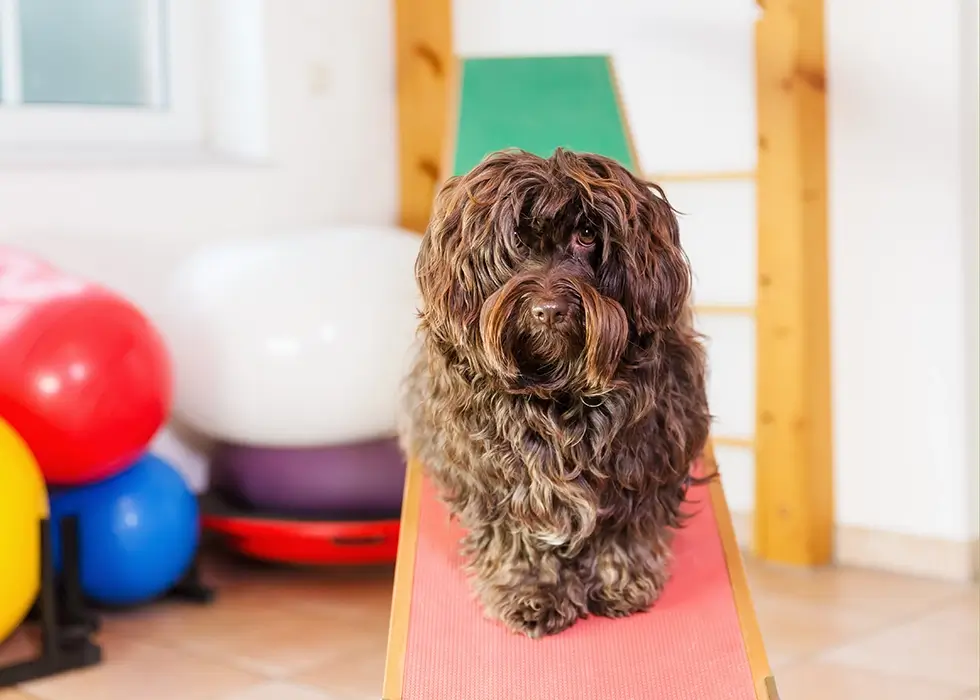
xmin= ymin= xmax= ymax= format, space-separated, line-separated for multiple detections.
xmin=166 ymin=553 xmax=217 ymax=605
xmin=0 ymin=640 xmax=102 ymax=688
xmin=0 ymin=517 xmax=103 ymax=688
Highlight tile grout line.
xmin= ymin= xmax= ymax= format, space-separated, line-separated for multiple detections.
xmin=770 ymin=587 xmax=979 ymax=675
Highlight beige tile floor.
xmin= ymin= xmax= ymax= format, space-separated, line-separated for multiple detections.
xmin=1 ymin=546 xmax=977 ymax=700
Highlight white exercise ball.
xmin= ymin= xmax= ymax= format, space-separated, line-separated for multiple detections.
xmin=149 ymin=422 xmax=214 ymax=494
xmin=158 ymin=226 xmax=422 ymax=446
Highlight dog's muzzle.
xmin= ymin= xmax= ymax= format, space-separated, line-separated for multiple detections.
xmin=479 ymin=273 xmax=629 ymax=395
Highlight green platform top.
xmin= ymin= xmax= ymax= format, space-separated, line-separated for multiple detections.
xmin=451 ymin=55 xmax=638 ymax=177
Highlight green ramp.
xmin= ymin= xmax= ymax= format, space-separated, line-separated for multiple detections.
xmin=450 ymin=55 xmax=638 ymax=177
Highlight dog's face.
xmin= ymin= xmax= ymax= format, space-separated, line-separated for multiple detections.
xmin=416 ymin=148 xmax=692 ymax=397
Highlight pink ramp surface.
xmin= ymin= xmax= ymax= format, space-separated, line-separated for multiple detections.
xmin=397 ymin=475 xmax=760 ymax=700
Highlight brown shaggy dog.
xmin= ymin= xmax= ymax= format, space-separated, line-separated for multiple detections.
xmin=399 ymin=148 xmax=712 ymax=639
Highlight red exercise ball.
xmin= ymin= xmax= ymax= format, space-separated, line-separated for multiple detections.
xmin=0 ymin=248 xmax=172 ymax=485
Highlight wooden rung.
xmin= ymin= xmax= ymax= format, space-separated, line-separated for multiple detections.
xmin=713 ymin=436 xmax=755 ymax=450
xmin=645 ymin=170 xmax=756 ymax=184
xmin=694 ymin=304 xmax=756 ymax=317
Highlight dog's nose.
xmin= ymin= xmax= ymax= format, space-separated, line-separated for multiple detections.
xmin=531 ymin=298 xmax=569 ymax=327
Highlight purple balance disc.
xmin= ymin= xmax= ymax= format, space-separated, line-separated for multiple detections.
xmin=210 ymin=437 xmax=406 ymax=517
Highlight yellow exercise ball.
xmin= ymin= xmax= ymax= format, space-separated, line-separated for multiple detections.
xmin=0 ymin=416 xmax=48 ymax=643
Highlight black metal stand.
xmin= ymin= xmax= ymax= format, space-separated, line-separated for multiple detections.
xmin=0 ymin=517 xmax=102 ymax=688
xmin=165 ymin=551 xmax=217 ymax=605
xmin=0 ymin=510 xmax=220 ymax=689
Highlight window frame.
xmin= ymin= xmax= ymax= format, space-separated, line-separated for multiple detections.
xmin=0 ymin=0 xmax=204 ymax=148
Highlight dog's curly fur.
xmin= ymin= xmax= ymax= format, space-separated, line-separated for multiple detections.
xmin=399 ymin=148 xmax=712 ymax=638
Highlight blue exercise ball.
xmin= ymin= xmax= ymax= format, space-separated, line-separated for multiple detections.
xmin=50 ymin=452 xmax=199 ymax=606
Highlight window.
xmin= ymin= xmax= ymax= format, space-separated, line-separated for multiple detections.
xmin=0 ymin=0 xmax=202 ymax=149
xmin=2 ymin=0 xmax=167 ymax=107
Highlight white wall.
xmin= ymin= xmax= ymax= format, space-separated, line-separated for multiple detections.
xmin=0 ymin=0 xmax=397 ymax=262
xmin=827 ymin=0 xmax=977 ymax=543
xmin=0 ymin=1 xmax=975 ymax=547
xmin=961 ymin=0 xmax=979 ymax=540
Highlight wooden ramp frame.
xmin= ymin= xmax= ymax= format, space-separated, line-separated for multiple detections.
xmin=383 ymin=55 xmax=777 ymax=700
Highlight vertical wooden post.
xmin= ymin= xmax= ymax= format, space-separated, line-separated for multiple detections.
xmin=753 ymin=0 xmax=834 ymax=565
xmin=393 ymin=0 xmax=453 ymax=234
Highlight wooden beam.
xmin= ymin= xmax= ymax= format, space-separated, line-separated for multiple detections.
xmin=704 ymin=450 xmax=776 ymax=700
xmin=393 ymin=0 xmax=453 ymax=233
xmin=753 ymin=0 xmax=834 ymax=566
xmin=382 ymin=460 xmax=424 ymax=700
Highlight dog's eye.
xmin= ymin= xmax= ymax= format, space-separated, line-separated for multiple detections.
xmin=574 ymin=229 xmax=596 ymax=248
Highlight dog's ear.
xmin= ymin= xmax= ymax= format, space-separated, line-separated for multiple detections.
xmin=595 ymin=180 xmax=692 ymax=337
xmin=416 ymin=170 xmax=508 ymax=347
xmin=415 ymin=151 xmax=534 ymax=347
xmin=414 ymin=175 xmax=473 ymax=345
xmin=573 ymin=154 xmax=692 ymax=336
xmin=625 ymin=185 xmax=693 ymax=334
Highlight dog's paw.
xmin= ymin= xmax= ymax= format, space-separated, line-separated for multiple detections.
xmin=587 ymin=550 xmax=669 ymax=619
xmin=479 ymin=579 xmax=586 ymax=639
xmin=496 ymin=590 xmax=584 ymax=639
xmin=588 ymin=580 xmax=661 ymax=618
